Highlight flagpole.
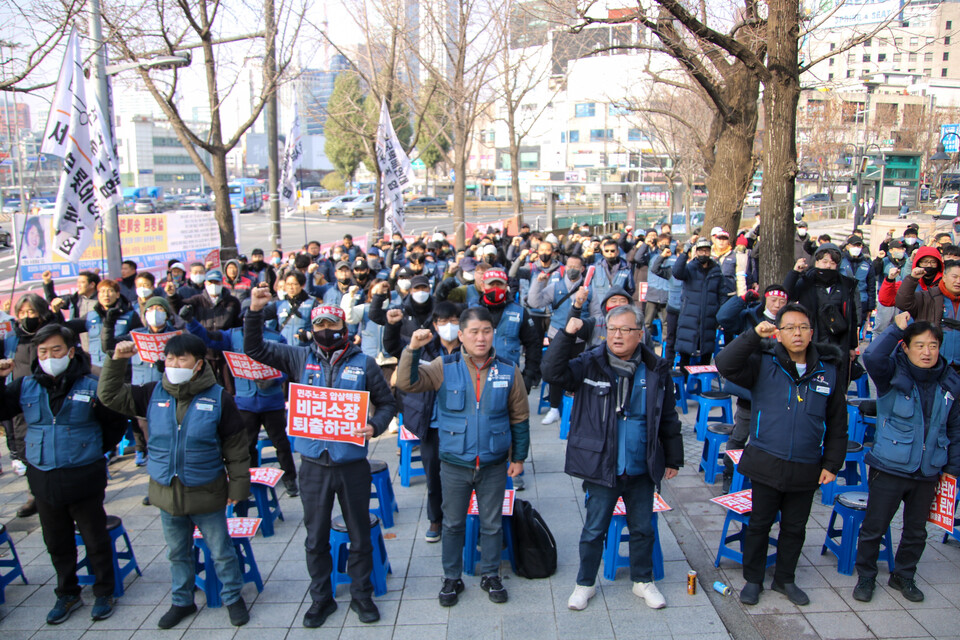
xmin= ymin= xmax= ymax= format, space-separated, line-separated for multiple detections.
xmin=299 ymin=164 xmax=306 ymax=246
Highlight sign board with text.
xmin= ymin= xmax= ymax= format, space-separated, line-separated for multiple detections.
xmin=613 ymin=492 xmax=671 ymax=516
xmin=710 ymin=489 xmax=753 ymax=515
xmin=250 ymin=467 xmax=284 ymax=488
xmin=286 ymin=383 xmax=368 ymax=447
xmin=468 ymin=489 xmax=516 ymax=516
xmin=685 ymin=365 xmax=718 ymax=375
xmin=224 ymin=352 xmax=283 ymax=381
xmin=194 ymin=517 xmax=262 ymax=539
xmin=725 ymin=449 xmax=743 ymax=465
xmin=130 ymin=330 xmax=181 ymax=364
xmin=929 ymin=474 xmax=957 ymax=532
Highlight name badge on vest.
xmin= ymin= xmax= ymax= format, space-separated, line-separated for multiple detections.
xmin=305 ymin=363 xmax=321 ymax=371
xmin=196 ymin=402 xmax=215 ymax=412
xmin=158 ymin=401 xmax=170 ymax=408
xmin=72 ymin=392 xmax=92 ymax=403
xmin=507 ymin=313 xmax=520 ymax=323
xmin=342 ymin=365 xmax=364 ymax=381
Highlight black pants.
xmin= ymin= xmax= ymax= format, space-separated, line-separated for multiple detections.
xmin=855 ymin=468 xmax=938 ymax=581
xmin=663 ymin=309 xmax=679 ymax=366
xmin=240 ymin=409 xmax=297 ymax=480
xmin=419 ymin=427 xmax=443 ymax=524
xmin=723 ymin=403 xmax=752 ymax=478
xmin=549 ymin=339 xmax=585 ymax=409
xmin=300 ymin=457 xmax=373 ymax=603
xmin=35 ymin=492 xmax=115 ymax=598
xmin=132 ymin=418 xmax=147 ymax=454
xmin=742 ymin=481 xmax=816 ymax=585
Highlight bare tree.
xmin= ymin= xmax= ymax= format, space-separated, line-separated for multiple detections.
xmin=0 ymin=1 xmax=86 ymax=92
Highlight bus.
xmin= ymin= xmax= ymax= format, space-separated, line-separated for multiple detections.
xmin=228 ymin=179 xmax=264 ymax=213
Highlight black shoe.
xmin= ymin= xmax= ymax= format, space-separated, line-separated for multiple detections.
xmin=302 ymin=598 xmax=337 ymax=628
xmin=480 ymin=575 xmax=508 ymax=604
xmin=17 ymin=497 xmax=37 ymax=518
xmin=283 ymin=477 xmax=299 ymax=497
xmin=721 ymin=473 xmax=732 ymax=494
xmin=226 ymin=596 xmax=249 ymax=626
xmin=888 ymin=574 xmax=924 ymax=602
xmin=853 ymin=576 xmax=876 ymax=602
xmin=350 ymin=598 xmax=380 ymax=623
xmin=439 ymin=578 xmax=465 ymax=607
xmin=771 ymin=581 xmax=809 ymax=606
xmin=47 ymin=595 xmax=82 ymax=625
xmin=157 ymin=603 xmax=198 ymax=629
xmin=739 ymin=582 xmax=763 ymax=606
xmin=142 ymin=495 xmax=151 ymax=506
xmin=91 ymin=595 xmax=114 ymax=621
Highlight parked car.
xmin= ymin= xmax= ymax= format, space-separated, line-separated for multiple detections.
xmin=321 ymin=194 xmax=360 ymax=216
xmin=0 ymin=225 xmax=11 ymax=247
xmin=797 ymin=192 xmax=830 ymax=205
xmin=181 ymin=201 xmax=212 ymax=211
xmin=133 ymin=198 xmax=157 ymax=213
xmin=343 ymin=193 xmax=376 ymax=217
xmin=743 ymin=191 xmax=762 ymax=207
xmin=406 ymin=196 xmax=447 ymax=211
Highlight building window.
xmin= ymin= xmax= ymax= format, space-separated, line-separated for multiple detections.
xmin=893 ymin=53 xmax=902 ymax=62
xmin=878 ymin=53 xmax=886 ymax=62
xmin=828 ymin=72 xmax=834 ymax=81
xmin=863 ymin=54 xmax=871 ymax=63
xmin=519 ymin=151 xmax=539 ymax=170
xmin=864 ymin=38 xmax=871 ymax=47
xmin=948 ymin=20 xmax=953 ymax=30
xmin=910 ymin=37 xmax=919 ymax=46
xmin=947 ymin=36 xmax=952 ymax=46
xmin=589 ymin=129 xmax=614 ymax=141
xmin=560 ymin=131 xmax=565 ymax=143
xmin=830 ymin=42 xmax=836 ymax=51
xmin=944 ymin=68 xmax=950 ymax=77
xmin=608 ymin=104 xmax=630 ymax=116
xmin=627 ymin=128 xmax=645 ymax=141
xmin=879 ymin=38 xmax=889 ymax=46
xmin=908 ymin=53 xmax=917 ymax=62
xmin=926 ymin=52 xmax=934 ymax=62
xmin=847 ymin=53 xmax=856 ymax=64
xmin=946 ymin=52 xmax=951 ymax=61
xmin=846 ymin=69 xmax=854 ymax=78
xmin=568 ymin=130 xmax=579 ymax=143
xmin=895 ymin=38 xmax=903 ymax=46
xmin=924 ymin=68 xmax=932 ymax=76
xmin=574 ymin=103 xmax=595 ymax=118
xmin=830 ymin=57 xmax=835 ymax=66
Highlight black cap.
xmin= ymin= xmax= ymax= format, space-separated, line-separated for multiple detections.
xmin=353 ymin=258 xmax=369 ymax=270
xmin=797 ymin=220 xmax=808 ymax=228
xmin=251 ymin=248 xmax=264 ymax=256
xmin=397 ymin=267 xmax=413 ymax=279
xmin=410 ymin=275 xmax=431 ymax=289
xmin=888 ymin=239 xmax=904 ymax=249
xmin=846 ymin=235 xmax=863 ymax=246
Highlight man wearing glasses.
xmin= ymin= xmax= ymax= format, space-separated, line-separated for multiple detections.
xmin=716 ymin=303 xmax=847 ymax=607
xmin=542 ymin=305 xmax=683 ymax=612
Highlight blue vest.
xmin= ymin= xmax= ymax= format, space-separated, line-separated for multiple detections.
xmin=436 ymin=353 xmax=515 ymax=466
xmin=591 ymin=262 xmax=632 ymax=303
xmin=230 ymin=328 xmax=285 ymax=411
xmin=549 ymin=278 xmax=588 ymax=332
xmin=943 ymin=302 xmax=960 ymax=365
xmin=146 ymin=384 xmax=225 ymax=487
xmin=22 ymin=375 xmax=102 ymax=471
xmin=520 ymin=264 xmax=550 ymax=316
xmin=493 ymin=303 xmax=524 ymax=365
xmin=750 ymin=356 xmax=838 ymax=464
xmin=86 ymin=308 xmax=135 ymax=367
xmin=466 ymin=285 xmax=481 ymax=307
xmin=840 ymin=258 xmax=871 ymax=305
xmin=295 ymin=349 xmax=370 ymax=463
xmin=277 ymin=297 xmax=317 ymax=345
xmin=616 ymin=363 xmax=648 ymax=476
xmin=359 ymin=305 xmax=385 ymax=359
xmin=871 ymin=385 xmax=952 ymax=477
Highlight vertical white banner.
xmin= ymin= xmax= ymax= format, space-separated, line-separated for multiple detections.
xmin=375 ymin=99 xmax=412 ymax=235
xmin=280 ymin=100 xmax=302 ymax=218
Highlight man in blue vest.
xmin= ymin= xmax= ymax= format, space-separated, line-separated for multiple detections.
xmin=244 ymin=287 xmax=398 ymax=627
xmin=396 ymin=307 xmax=530 ymax=607
xmin=542 ymin=305 xmax=683 ymax=612
xmin=840 ymin=235 xmax=876 ymax=334
xmin=716 ymin=303 xmax=847 ymax=607
xmin=588 ymin=238 xmax=635 ymax=318
xmin=0 ymin=325 xmax=123 ymax=625
xmin=476 ymin=268 xmax=541 ymax=391
xmin=853 ymin=312 xmax=960 ymax=603
xmin=98 ymin=333 xmax=251 ymax=629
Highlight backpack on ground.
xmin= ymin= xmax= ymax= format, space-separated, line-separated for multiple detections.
xmin=511 ymin=498 xmax=557 ymax=579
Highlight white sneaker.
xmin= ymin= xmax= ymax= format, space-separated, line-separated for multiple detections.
xmin=632 ymin=581 xmax=666 ymax=609
xmin=387 ymin=417 xmax=399 ymax=433
xmin=542 ymin=408 xmax=561 ymax=425
xmin=567 ymin=584 xmax=596 ymax=610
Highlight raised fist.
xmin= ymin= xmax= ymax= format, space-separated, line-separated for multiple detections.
xmin=573 ymin=286 xmax=589 ymax=307
xmin=566 ymin=317 xmax=584 ymax=335
xmin=794 ymin=258 xmax=808 ymax=272
xmin=894 ymin=311 xmax=911 ymax=331
xmin=250 ymin=285 xmax=273 ymax=311
xmin=41 ymin=270 xmax=53 ymax=283
xmin=410 ymin=328 xmax=434 ymax=349
xmin=911 ymin=267 xmax=926 ymax=279
xmin=0 ymin=358 xmax=13 ymax=377
xmin=538 ymin=271 xmax=550 ymax=282
xmin=164 ymin=281 xmax=177 ymax=296
xmin=179 ymin=304 xmax=195 ymax=322
xmin=755 ymin=321 xmax=777 ymax=338
xmin=386 ymin=308 xmax=403 ymax=325
xmin=113 ymin=341 xmax=137 ymax=360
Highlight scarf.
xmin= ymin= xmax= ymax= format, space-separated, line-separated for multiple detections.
xmin=606 ymin=345 xmax=643 ymax=417
xmin=940 ymin=280 xmax=960 ymax=315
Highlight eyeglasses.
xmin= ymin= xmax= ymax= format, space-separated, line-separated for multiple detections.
xmin=607 ymin=327 xmax=641 ymax=336
xmin=779 ymin=325 xmax=811 ymax=334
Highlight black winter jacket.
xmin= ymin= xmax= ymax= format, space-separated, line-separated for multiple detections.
xmin=672 ymin=256 xmax=732 ymax=356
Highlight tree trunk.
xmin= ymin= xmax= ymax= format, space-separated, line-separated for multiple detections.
xmin=210 ymin=150 xmax=236 ymax=256
xmin=507 ymin=111 xmax=523 ymax=221
xmin=453 ymin=139 xmax=468 ymax=248
xmin=759 ymin=0 xmax=801 ymax=289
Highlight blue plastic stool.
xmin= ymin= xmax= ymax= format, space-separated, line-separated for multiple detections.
xmin=693 ymin=392 xmax=733 ymax=441
xmin=462 ymin=514 xmax=517 ymax=576
xmin=857 ymin=400 xmax=877 ymax=443
xmin=601 ymin=512 xmax=664 ymax=581
xmin=538 ymin=382 xmax=551 ymax=415
xmin=821 ymin=491 xmax=894 ymax=576
xmin=821 ymin=442 xmax=868 ymax=505
xmin=398 ymin=431 xmax=426 ymax=487
xmin=235 ymin=480 xmax=285 ymax=537
xmin=846 ymin=402 xmax=868 ymax=445
xmin=849 ymin=375 xmax=870 ymax=399
xmin=671 ymin=370 xmax=689 ymax=415
xmin=650 ymin=318 xmax=662 ymax=345
xmin=714 ymin=506 xmax=778 ymax=568
xmin=0 ymin=524 xmax=27 ymax=605
xmin=700 ymin=424 xmax=732 ymax=485
xmin=256 ymin=434 xmax=280 ymax=466
xmin=369 ymin=459 xmax=398 ymax=529
xmin=559 ymin=393 xmax=573 ymax=440
xmin=329 ymin=513 xmax=391 ymax=596
xmin=686 ymin=371 xmax=718 ymax=395
xmin=193 ymin=530 xmax=264 ymax=607
xmin=75 ymin=515 xmax=140 ymax=598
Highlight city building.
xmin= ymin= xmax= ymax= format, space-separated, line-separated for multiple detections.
xmin=115 ymin=115 xmax=211 ymax=193
xmin=0 ymin=101 xmax=30 ymax=134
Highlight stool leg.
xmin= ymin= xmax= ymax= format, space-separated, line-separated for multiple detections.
xmin=602 ymin=517 xmax=620 ymax=581
xmin=502 ymin=516 xmax=517 ymax=574
xmin=369 ymin=525 xmax=388 ymax=597
xmin=652 ymin=513 xmax=664 ymax=581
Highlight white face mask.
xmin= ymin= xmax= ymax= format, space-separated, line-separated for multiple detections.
xmin=797 ymin=229 xmax=807 ymax=237
xmin=397 ymin=279 xmax=411 ymax=291
xmin=190 ymin=273 xmax=205 ymax=286
xmin=438 ymin=323 xmax=459 ymax=342
xmin=145 ymin=309 xmax=167 ymax=328
xmin=39 ymin=355 xmax=70 ymax=377
xmin=165 ymin=365 xmax=197 ymax=385
xmin=890 ymin=249 xmax=905 ymax=260
xmin=905 ymin=237 xmax=918 ymax=245
xmin=462 ymin=271 xmax=475 ymax=282
xmin=205 ymin=283 xmax=222 ymax=297
xmin=136 ymin=286 xmax=154 ymax=299
xmin=412 ymin=291 xmax=430 ymax=304
xmin=277 ymin=289 xmax=287 ymax=300
xmin=848 ymin=247 xmax=862 ymax=257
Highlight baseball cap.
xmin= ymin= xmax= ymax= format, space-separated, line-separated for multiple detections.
xmin=846 ymin=235 xmax=863 ymax=246
xmin=888 ymin=239 xmax=904 ymax=249
xmin=335 ymin=260 xmax=351 ymax=271
xmin=695 ymin=238 xmax=712 ymax=249
xmin=482 ymin=244 xmax=497 ymax=256
xmin=397 ymin=267 xmax=414 ymax=279
xmin=710 ymin=226 xmax=724 ymax=237
xmin=814 ymin=242 xmax=842 ymax=262
xmin=169 ymin=262 xmax=186 ymax=272
xmin=410 ymin=275 xmax=431 ymax=289
xmin=353 ymin=258 xmax=369 ymax=270
xmin=204 ymin=270 xmax=223 ymax=282
xmin=460 ymin=257 xmax=478 ymax=272
xmin=251 ymin=248 xmax=264 ymax=256
xmin=311 ymin=305 xmax=346 ymax=325
xmin=483 ymin=269 xmax=508 ymax=284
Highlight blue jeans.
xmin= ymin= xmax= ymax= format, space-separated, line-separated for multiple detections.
xmin=159 ymin=508 xmax=244 ymax=607
xmin=578 ymin=475 xmax=655 ymax=585
xmin=440 ymin=460 xmax=507 ymax=579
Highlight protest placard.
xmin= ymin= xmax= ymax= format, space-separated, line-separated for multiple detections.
xmin=130 ymin=330 xmax=181 ymax=364
xmin=685 ymin=365 xmax=719 ymax=375
xmin=725 ymin=449 xmax=744 ymax=465
xmin=929 ymin=473 xmax=957 ymax=532
xmin=224 ymin=351 xmax=283 ymax=381
xmin=287 ymin=383 xmax=368 ymax=447
xmin=194 ymin=517 xmax=261 ymax=539
xmin=612 ymin=492 xmax=672 ymax=516
xmin=399 ymin=426 xmax=418 ymax=441
xmin=250 ymin=467 xmax=284 ymax=488
xmin=710 ymin=490 xmax=753 ymax=515
xmin=468 ymin=489 xmax=516 ymax=516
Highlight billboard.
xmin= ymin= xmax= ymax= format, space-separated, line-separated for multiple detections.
xmin=942 ymin=124 xmax=960 ymax=154
xmin=816 ymin=0 xmax=901 ymax=28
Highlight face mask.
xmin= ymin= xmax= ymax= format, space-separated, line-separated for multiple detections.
xmin=145 ymin=309 xmax=167 ymax=327
xmin=355 ymin=272 xmax=370 ymax=283
xmin=904 ymin=237 xmax=918 ymax=245
xmin=814 ymin=267 xmax=839 ymax=285
xmin=165 ymin=365 xmax=197 ymax=385
xmin=437 ymin=323 xmax=459 ymax=342
xmin=539 ymin=254 xmax=552 ymax=264
xmin=39 ymin=355 xmax=70 ymax=377
xmin=313 ymin=328 xmax=347 ymax=351
xmin=190 ymin=274 xmax=205 ymax=286
xmin=277 ymin=289 xmax=287 ymax=300
xmin=848 ymin=247 xmax=862 ymax=258
xmin=482 ymin=287 xmax=507 ymax=307
xmin=923 ymin=266 xmax=939 ymax=281
xmin=21 ymin=317 xmax=40 ymax=333
xmin=797 ymin=229 xmax=807 ymax=237
xmin=412 ymin=291 xmax=431 ymax=304
xmin=696 ymin=255 xmax=711 ymax=265
xmin=332 ymin=253 xmax=343 ymax=262
xmin=367 ymin=259 xmax=380 ymax=271
xmin=397 ymin=279 xmax=411 ymax=291
xmin=462 ymin=271 xmax=475 ymax=282
xmin=136 ymin=286 xmax=154 ymax=299
xmin=890 ymin=249 xmax=905 ymax=260
xmin=205 ymin=283 xmax=222 ymax=297
xmin=271 ymin=257 xmax=282 ymax=266
xmin=566 ymin=268 xmax=582 ymax=281
xmin=605 ymin=255 xmax=619 ymax=266
xmin=337 ymin=276 xmax=351 ymax=286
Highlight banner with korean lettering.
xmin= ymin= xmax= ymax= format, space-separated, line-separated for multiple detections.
xmin=375 ymin=99 xmax=412 ymax=235
xmin=224 ymin=352 xmax=283 ymax=381
xmin=130 ymin=330 xmax=181 ymax=364
xmin=929 ymin=474 xmax=957 ymax=532
xmin=710 ymin=489 xmax=753 ymax=515
xmin=287 ymin=383 xmax=369 ymax=447
xmin=280 ymin=100 xmax=302 ymax=218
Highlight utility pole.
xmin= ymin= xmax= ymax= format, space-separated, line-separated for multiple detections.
xmin=264 ymin=0 xmax=281 ymax=251
xmin=0 ymin=41 xmax=28 ymax=217
xmin=89 ymin=0 xmax=123 ymax=279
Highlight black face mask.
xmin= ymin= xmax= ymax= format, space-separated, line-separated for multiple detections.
xmin=355 ymin=272 xmax=370 ymax=283
xmin=814 ymin=268 xmax=839 ymax=285
xmin=605 ymin=255 xmax=619 ymax=266
xmin=696 ymin=255 xmax=711 ymax=265
xmin=923 ymin=266 xmax=939 ymax=282
xmin=539 ymin=254 xmax=552 ymax=264
xmin=566 ymin=268 xmax=582 ymax=281
xmin=21 ymin=317 xmax=40 ymax=333
xmin=313 ymin=328 xmax=347 ymax=351
xmin=337 ymin=277 xmax=351 ymax=285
